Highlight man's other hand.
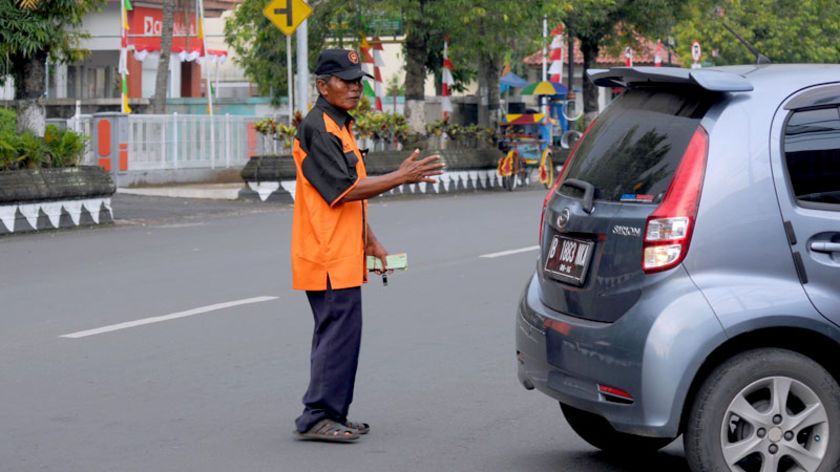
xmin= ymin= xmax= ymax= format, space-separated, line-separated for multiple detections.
xmin=366 ymin=237 xmax=391 ymax=274
xmin=399 ymin=149 xmax=445 ymax=184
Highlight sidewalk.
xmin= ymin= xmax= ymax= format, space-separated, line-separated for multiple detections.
xmin=117 ymin=182 xmax=245 ymax=200
xmin=115 ymin=172 xmax=545 ymax=202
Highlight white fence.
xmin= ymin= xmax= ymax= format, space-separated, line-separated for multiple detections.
xmin=58 ymin=113 xmax=283 ymax=170
xmin=126 ymin=114 xmax=258 ymax=170
xmin=52 ymin=113 xmax=403 ymax=173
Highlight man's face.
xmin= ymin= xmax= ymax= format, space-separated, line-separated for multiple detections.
xmin=318 ymin=76 xmax=363 ymax=111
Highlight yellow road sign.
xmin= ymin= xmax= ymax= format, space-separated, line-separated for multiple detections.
xmin=263 ymin=0 xmax=312 ymax=36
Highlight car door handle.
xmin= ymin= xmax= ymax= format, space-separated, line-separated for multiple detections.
xmin=810 ymin=241 xmax=840 ymax=253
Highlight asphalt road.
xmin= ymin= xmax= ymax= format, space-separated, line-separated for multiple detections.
xmin=0 ymin=189 xmax=688 ymax=472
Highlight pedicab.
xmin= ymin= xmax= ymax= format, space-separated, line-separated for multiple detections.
xmin=497 ymin=113 xmax=555 ymax=190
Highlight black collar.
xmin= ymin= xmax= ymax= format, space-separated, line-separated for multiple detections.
xmin=315 ymin=95 xmax=353 ymax=128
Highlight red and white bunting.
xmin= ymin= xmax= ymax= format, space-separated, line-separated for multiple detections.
xmin=360 ymin=37 xmax=375 ymax=102
xmin=548 ymin=25 xmax=564 ymax=83
xmin=132 ymin=45 xmax=227 ymax=64
xmin=372 ymin=37 xmax=385 ymax=112
xmin=654 ymin=40 xmax=663 ymax=67
xmin=441 ymin=37 xmax=454 ymax=117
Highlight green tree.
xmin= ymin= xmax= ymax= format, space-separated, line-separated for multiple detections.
xmin=224 ymin=0 xmax=369 ymax=106
xmin=565 ymin=0 xmax=687 ymax=123
xmin=673 ymin=0 xmax=840 ymax=66
xmin=397 ymin=0 xmax=447 ymax=132
xmin=447 ymin=1 xmax=566 ymax=128
xmin=223 ymin=0 xmax=565 ymax=131
xmin=0 ymin=0 xmax=106 ymax=136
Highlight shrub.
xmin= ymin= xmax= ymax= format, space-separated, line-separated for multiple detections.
xmin=0 ymin=108 xmax=16 ymax=132
xmin=45 ymin=124 xmax=87 ymax=168
xmin=0 ymin=109 xmax=89 ymax=171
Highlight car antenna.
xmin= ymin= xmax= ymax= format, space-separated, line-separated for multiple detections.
xmin=715 ymin=6 xmax=771 ymax=64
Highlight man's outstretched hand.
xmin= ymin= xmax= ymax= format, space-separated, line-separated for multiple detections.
xmin=399 ymin=149 xmax=445 ymax=184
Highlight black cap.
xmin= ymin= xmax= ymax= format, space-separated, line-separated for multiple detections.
xmin=315 ymin=49 xmax=374 ymax=81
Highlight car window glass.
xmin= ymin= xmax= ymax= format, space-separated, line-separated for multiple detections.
xmin=783 ymin=106 xmax=840 ymax=207
xmin=559 ymin=87 xmax=717 ymax=203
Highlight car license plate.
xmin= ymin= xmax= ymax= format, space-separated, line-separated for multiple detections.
xmin=544 ymin=235 xmax=594 ymax=285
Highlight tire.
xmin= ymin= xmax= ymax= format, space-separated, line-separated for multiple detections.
xmin=506 ymin=156 xmax=520 ymax=191
xmin=501 ymin=152 xmax=515 ymax=191
xmin=539 ymin=148 xmax=554 ymax=189
xmin=685 ymin=348 xmax=840 ymax=472
xmin=560 ymin=402 xmax=674 ymax=454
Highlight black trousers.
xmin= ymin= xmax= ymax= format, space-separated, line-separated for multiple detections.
xmin=295 ymin=280 xmax=362 ymax=433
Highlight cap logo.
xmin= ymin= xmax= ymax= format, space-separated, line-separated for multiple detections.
xmin=348 ymin=51 xmax=359 ymax=64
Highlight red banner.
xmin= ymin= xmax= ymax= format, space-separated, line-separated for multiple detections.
xmin=129 ymin=6 xmax=198 ymax=51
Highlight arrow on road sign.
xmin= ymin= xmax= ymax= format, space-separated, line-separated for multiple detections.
xmin=263 ymin=0 xmax=312 ymax=36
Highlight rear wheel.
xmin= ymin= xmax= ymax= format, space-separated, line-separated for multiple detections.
xmin=685 ymin=348 xmax=840 ymax=472
xmin=506 ymin=155 xmax=521 ymax=191
xmin=539 ymin=148 xmax=554 ymax=189
xmin=501 ymin=152 xmax=516 ymax=191
xmin=560 ymin=402 xmax=674 ymax=454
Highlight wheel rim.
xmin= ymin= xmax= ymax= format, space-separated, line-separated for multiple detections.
xmin=720 ymin=376 xmax=829 ymax=472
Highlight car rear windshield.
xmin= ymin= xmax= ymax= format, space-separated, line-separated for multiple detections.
xmin=559 ymin=86 xmax=718 ymax=203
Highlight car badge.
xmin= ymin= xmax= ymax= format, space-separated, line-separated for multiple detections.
xmin=556 ymin=208 xmax=570 ymax=229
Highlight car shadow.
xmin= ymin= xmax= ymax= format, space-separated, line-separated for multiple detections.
xmin=585 ymin=450 xmax=691 ymax=471
xmin=509 ymin=448 xmax=691 ymax=472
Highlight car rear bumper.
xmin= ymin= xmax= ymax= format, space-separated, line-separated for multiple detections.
xmin=516 ymin=270 xmax=725 ymax=438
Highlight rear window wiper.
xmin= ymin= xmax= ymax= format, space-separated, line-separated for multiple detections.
xmin=561 ymin=179 xmax=595 ymax=214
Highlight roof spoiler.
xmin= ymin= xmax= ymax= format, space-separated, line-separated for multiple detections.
xmin=587 ymin=67 xmax=753 ymax=92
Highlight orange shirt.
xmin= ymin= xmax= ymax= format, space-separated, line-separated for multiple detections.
xmin=291 ymin=96 xmax=368 ymax=291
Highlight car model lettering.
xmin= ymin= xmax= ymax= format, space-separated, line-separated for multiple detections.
xmin=611 ymin=225 xmax=642 ymax=237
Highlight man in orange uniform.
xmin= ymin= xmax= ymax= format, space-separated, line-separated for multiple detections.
xmin=291 ymin=49 xmax=444 ymax=442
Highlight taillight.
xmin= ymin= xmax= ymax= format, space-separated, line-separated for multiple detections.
xmin=540 ymin=118 xmax=598 ymax=243
xmin=643 ymin=125 xmax=709 ymax=273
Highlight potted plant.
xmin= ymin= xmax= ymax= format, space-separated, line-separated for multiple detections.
xmin=0 ymin=108 xmax=115 ymax=234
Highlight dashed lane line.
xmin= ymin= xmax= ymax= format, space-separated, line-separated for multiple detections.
xmin=480 ymin=245 xmax=540 ymax=259
xmin=60 ymin=296 xmax=279 ymax=339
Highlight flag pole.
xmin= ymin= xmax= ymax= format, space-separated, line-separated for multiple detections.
xmin=119 ymin=0 xmax=132 ymax=113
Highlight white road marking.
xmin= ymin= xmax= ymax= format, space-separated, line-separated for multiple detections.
xmin=480 ymin=245 xmax=540 ymax=259
xmin=60 ymin=296 xmax=279 ymax=339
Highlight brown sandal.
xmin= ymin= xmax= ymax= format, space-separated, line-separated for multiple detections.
xmin=294 ymin=418 xmax=360 ymax=442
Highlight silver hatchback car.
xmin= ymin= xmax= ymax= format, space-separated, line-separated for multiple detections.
xmin=516 ymin=65 xmax=840 ymax=472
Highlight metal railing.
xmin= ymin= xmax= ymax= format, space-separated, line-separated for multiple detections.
xmin=127 ymin=114 xmax=262 ymax=170
xmin=61 ymin=113 xmax=285 ymax=170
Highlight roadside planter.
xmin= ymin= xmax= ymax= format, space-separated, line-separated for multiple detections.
xmin=0 ymin=166 xmax=116 ymax=235
xmin=239 ymin=148 xmax=506 ymax=202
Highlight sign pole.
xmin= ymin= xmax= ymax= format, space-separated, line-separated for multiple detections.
xmin=263 ymin=0 xmax=312 ymax=124
xmin=296 ymin=19 xmax=309 ymax=114
xmin=287 ymin=34 xmax=294 ymax=125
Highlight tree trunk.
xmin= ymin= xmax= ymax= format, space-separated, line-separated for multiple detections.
xmin=477 ymin=61 xmax=489 ymax=127
xmin=14 ymin=51 xmax=47 ymax=137
xmin=580 ymin=38 xmax=601 ymax=126
xmin=487 ymin=53 xmax=503 ymax=130
xmin=152 ymin=0 xmax=176 ymax=114
xmin=476 ymin=56 xmax=501 ymax=129
xmin=403 ymin=9 xmax=427 ymax=134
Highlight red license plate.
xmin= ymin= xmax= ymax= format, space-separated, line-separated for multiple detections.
xmin=544 ymin=235 xmax=594 ymax=285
